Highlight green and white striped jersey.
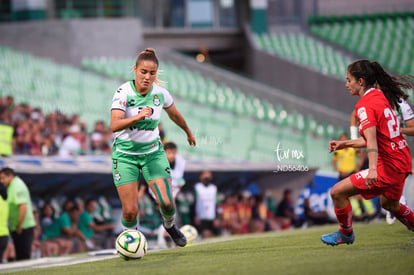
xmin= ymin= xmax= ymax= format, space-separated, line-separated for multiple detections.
xmin=111 ymin=81 xmax=174 ymax=155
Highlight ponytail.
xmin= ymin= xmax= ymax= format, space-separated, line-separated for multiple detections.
xmin=348 ymin=59 xmax=412 ymax=110
xmin=370 ymin=61 xmax=412 ymax=110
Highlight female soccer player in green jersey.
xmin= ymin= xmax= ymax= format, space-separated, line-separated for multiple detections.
xmin=110 ymin=48 xmax=196 ymax=247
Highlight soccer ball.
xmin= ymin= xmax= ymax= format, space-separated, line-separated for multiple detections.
xmin=115 ymin=229 xmax=147 ymax=260
xmin=180 ymin=224 xmax=198 ymax=243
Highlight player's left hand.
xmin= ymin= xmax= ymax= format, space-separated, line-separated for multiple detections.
xmin=187 ymin=133 xmax=196 ymax=146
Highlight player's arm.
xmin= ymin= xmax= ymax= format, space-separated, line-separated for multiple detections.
xmin=398 ymin=100 xmax=414 ymax=135
xmin=16 ymin=203 xmax=27 ymax=234
xmin=110 ymin=109 xmax=152 ymax=132
xmin=165 ymin=103 xmax=196 ymax=146
xmin=63 ymin=223 xmax=86 ymax=241
xmin=400 ymin=118 xmax=414 ymax=135
xmin=88 ymin=221 xmax=114 ymax=232
xmin=363 ymin=126 xmax=378 ymax=188
xmin=329 ymin=137 xmax=366 ymax=153
xmin=345 ymin=137 xmax=366 ymax=148
xmin=350 ymin=110 xmax=359 ymax=140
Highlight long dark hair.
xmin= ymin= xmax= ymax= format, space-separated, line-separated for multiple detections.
xmin=347 ymin=59 xmax=413 ymax=110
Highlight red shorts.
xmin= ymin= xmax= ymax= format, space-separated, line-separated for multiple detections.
xmin=350 ymin=163 xmax=408 ymax=201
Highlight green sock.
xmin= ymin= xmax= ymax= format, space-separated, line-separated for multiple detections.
xmin=121 ymin=217 xmax=137 ymax=230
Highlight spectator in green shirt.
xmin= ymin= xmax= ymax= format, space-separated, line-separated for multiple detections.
xmin=0 ymin=167 xmax=36 ymax=260
xmin=78 ymin=198 xmax=114 ymax=251
xmin=43 ymin=205 xmax=86 ymax=253
xmin=40 ymin=202 xmax=73 ymax=255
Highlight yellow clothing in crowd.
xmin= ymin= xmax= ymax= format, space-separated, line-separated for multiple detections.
xmin=333 ymin=148 xmax=358 ymax=174
xmin=350 ymin=197 xmax=376 ymax=217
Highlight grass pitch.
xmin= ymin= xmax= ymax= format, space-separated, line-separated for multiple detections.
xmin=9 ymin=221 xmax=414 ymax=275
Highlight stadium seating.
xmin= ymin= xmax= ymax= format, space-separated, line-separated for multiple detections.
xmin=0 ymin=47 xmax=119 ymax=131
xmin=309 ymin=12 xmax=414 ymax=104
xmin=82 ymin=56 xmax=344 ymax=168
xmin=253 ymin=32 xmax=353 ymax=79
xmin=0 ymin=47 xmax=341 ymax=168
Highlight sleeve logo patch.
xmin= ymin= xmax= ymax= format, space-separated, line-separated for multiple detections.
xmin=357 ymin=107 xmax=368 ymax=122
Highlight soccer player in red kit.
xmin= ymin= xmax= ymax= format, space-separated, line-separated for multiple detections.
xmin=321 ymin=59 xmax=414 ymax=245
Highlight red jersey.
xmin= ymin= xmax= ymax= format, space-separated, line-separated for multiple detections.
xmin=355 ymin=88 xmax=412 ymax=173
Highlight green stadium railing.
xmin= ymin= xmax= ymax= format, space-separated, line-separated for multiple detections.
xmin=309 ymin=12 xmax=414 ymax=105
xmin=253 ymin=32 xmax=353 ymax=79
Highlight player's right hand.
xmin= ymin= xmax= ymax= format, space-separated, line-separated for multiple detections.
xmin=137 ymin=107 xmax=153 ymax=120
xmin=187 ymin=133 xmax=196 ymax=146
xmin=365 ymin=168 xmax=377 ymax=189
xmin=329 ymin=140 xmax=345 ymax=153
xmin=329 ymin=140 xmax=339 ymax=153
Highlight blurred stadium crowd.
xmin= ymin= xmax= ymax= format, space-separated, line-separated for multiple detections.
xmin=0 ymin=95 xmax=114 ymax=157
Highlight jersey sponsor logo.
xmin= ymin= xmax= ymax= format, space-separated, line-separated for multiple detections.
xmin=153 ymin=95 xmax=161 ymax=106
xmin=165 ymin=167 xmax=171 ymax=174
xmin=129 ymin=120 xmax=157 ymax=131
xmin=128 ymin=99 xmax=136 ymax=107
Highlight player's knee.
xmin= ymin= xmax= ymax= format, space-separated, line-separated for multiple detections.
xmin=330 ymin=186 xmax=341 ymax=202
xmin=123 ymin=205 xmax=138 ymax=221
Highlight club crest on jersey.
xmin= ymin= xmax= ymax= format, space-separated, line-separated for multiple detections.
xmin=114 ymin=171 xmax=121 ymax=181
xmin=153 ymin=95 xmax=160 ymax=106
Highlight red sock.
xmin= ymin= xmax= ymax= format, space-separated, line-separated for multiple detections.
xmin=393 ymin=204 xmax=414 ymax=231
xmin=335 ymin=203 xmax=353 ymax=236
